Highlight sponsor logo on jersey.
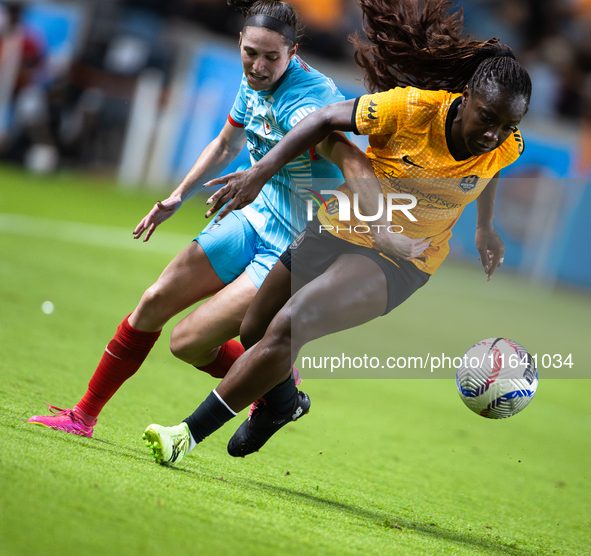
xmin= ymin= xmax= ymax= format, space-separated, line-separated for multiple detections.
xmin=262 ymin=118 xmax=271 ymax=135
xmin=402 ymin=155 xmax=424 ymax=168
xmin=289 ymin=106 xmax=317 ymax=127
xmin=379 ymin=175 xmax=463 ymax=210
xmin=458 ymin=175 xmax=479 ymax=192
xmin=368 ymin=100 xmax=378 ymax=120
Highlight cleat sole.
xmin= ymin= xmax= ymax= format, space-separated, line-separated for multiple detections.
xmin=28 ymin=420 xmax=93 ymax=437
xmin=142 ymin=429 xmax=165 ymax=464
xmin=28 ymin=421 xmax=49 ymax=428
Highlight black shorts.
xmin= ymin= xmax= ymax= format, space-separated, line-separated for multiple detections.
xmin=279 ymin=218 xmax=430 ymax=315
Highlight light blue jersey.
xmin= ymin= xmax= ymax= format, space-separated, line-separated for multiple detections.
xmin=197 ymin=56 xmax=344 ymax=288
xmin=229 ymin=55 xmax=344 ymax=248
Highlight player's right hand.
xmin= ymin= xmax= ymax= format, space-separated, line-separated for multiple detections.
xmin=133 ymin=196 xmax=183 ymax=242
xmin=373 ymin=231 xmax=431 ymax=260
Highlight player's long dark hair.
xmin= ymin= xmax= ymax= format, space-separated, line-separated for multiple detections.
xmin=228 ymin=0 xmax=303 ymax=46
xmin=352 ymin=0 xmax=531 ymax=103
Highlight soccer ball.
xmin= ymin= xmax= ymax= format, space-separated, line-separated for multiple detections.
xmin=456 ymin=338 xmax=538 ymax=419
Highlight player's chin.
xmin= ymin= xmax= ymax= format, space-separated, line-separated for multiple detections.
xmin=469 ymin=140 xmax=496 ymax=156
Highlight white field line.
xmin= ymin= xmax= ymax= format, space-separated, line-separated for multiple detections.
xmin=0 ymin=213 xmax=193 ymax=255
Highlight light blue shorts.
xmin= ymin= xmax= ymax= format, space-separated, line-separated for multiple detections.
xmin=195 ymin=210 xmax=282 ymax=289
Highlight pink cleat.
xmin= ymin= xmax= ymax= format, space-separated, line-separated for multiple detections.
xmin=248 ymin=366 xmax=302 ymax=417
xmin=28 ymin=404 xmax=96 ymax=438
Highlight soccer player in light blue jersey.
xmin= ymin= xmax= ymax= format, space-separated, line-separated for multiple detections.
xmin=28 ymin=0 xmax=369 ymax=439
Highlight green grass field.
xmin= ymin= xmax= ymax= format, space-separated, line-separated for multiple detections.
xmin=1 ymin=164 xmax=590 ymax=556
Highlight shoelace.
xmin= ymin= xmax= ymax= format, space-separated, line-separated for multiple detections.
xmin=44 ymin=403 xmax=88 ymax=425
xmin=45 ymin=403 xmax=75 ymax=416
xmin=249 ymin=398 xmax=266 ymax=418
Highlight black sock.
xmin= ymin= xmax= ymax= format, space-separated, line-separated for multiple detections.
xmin=183 ymin=390 xmax=236 ymax=444
xmin=263 ymin=371 xmax=298 ymax=413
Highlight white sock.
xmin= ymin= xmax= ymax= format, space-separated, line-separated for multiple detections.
xmin=187 ymin=429 xmax=197 ymax=453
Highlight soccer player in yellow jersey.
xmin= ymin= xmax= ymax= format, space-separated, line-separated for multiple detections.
xmin=142 ymin=0 xmax=533 ymax=464
xmin=317 ymin=86 xmax=525 ymax=276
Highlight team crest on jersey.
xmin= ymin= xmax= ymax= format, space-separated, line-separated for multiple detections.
xmin=458 ymin=175 xmax=479 ymax=192
xmin=262 ymin=118 xmax=272 ymax=135
xmin=325 ymin=197 xmax=339 ymax=216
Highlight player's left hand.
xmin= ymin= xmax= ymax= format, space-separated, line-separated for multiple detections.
xmin=203 ymin=168 xmax=265 ymax=221
xmin=475 ymin=224 xmax=505 ymax=281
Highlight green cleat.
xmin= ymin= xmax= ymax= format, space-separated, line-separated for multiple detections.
xmin=142 ymin=422 xmax=191 ymax=466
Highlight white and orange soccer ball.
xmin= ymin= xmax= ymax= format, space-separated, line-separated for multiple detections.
xmin=456 ymin=338 xmax=538 ymax=419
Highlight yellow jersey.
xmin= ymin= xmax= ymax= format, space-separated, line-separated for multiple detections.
xmin=316 ymin=87 xmax=524 ymax=274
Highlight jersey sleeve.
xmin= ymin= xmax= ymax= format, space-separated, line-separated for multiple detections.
xmin=353 ymin=88 xmax=413 ymax=137
xmin=229 ymin=77 xmax=248 ymax=127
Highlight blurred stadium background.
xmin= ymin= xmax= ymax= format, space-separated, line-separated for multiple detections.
xmin=2 ymin=3 xmax=590 ymax=554
xmin=1 ymin=0 xmax=590 ymax=290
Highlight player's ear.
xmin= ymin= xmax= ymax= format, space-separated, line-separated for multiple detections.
xmin=461 ymin=86 xmax=470 ymax=107
xmin=238 ymin=32 xmax=242 ymax=48
xmin=289 ymin=42 xmax=298 ymax=59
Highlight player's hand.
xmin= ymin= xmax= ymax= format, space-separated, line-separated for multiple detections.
xmin=475 ymin=224 xmax=505 ymax=281
xmin=204 ymin=168 xmax=265 ymax=221
xmin=373 ymin=230 xmax=431 ymax=260
xmin=133 ymin=195 xmax=183 ymax=242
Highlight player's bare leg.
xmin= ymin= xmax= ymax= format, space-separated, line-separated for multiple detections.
xmin=223 ymin=254 xmax=388 ymax=455
xmin=130 ymin=241 xmax=226 ymax=332
xmin=219 ymin=254 xmax=388 ymax=410
xmin=239 ymin=259 xmax=306 ymax=350
xmin=168 ymin=271 xmax=258 ymax=371
xmin=144 ymin=255 xmax=389 ymax=462
xmin=238 ymin=259 xmax=306 ymax=415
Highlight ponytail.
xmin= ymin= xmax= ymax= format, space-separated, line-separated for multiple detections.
xmin=352 ymin=0 xmax=531 ymax=104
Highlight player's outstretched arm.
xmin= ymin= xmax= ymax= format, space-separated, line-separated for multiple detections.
xmin=133 ymin=121 xmax=246 ymax=241
xmin=475 ymin=171 xmax=505 ymax=281
xmin=204 ymin=99 xmax=357 ymax=221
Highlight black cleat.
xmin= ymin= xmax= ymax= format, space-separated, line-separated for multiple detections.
xmin=227 ymin=391 xmax=311 ymax=457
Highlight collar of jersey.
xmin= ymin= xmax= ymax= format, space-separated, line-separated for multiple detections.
xmin=445 ymin=96 xmax=472 ymax=162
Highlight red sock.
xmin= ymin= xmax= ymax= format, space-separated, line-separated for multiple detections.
xmin=196 ymin=339 xmax=245 ymax=379
xmin=76 ymin=315 xmax=161 ymax=419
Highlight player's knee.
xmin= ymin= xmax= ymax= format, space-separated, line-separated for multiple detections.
xmin=169 ymin=324 xmax=195 ymax=364
xmin=137 ymin=283 xmax=170 ymax=320
xmin=262 ymin=306 xmax=292 ymax=351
